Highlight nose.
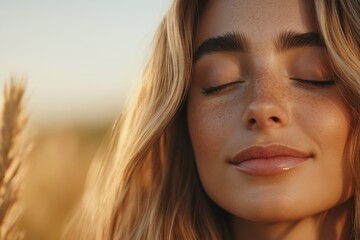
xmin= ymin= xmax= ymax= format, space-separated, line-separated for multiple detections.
xmin=242 ymin=87 xmax=289 ymax=130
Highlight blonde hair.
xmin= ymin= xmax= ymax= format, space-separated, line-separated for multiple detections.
xmin=314 ymin=0 xmax=360 ymax=238
xmin=66 ymin=0 xmax=360 ymax=239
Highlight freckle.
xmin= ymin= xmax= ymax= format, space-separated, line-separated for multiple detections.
xmin=201 ymin=100 xmax=236 ymax=132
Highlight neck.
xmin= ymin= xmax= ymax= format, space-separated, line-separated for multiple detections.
xmin=231 ymin=199 xmax=353 ymax=240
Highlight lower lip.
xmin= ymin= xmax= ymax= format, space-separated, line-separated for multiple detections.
xmin=233 ymin=156 xmax=310 ymax=176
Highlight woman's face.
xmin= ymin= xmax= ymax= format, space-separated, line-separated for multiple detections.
xmin=187 ymin=0 xmax=353 ymax=223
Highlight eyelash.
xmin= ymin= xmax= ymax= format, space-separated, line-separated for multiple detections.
xmin=201 ymin=78 xmax=335 ymax=96
xmin=202 ymin=81 xmax=243 ymax=96
xmin=289 ymin=78 xmax=336 ymax=87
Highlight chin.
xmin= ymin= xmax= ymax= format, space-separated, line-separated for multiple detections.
xmin=231 ymin=199 xmax=309 ymax=223
xmin=228 ymin=195 xmax=354 ymax=224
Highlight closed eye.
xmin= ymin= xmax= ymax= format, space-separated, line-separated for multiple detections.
xmin=290 ymin=78 xmax=335 ymax=87
xmin=201 ymin=81 xmax=243 ymax=96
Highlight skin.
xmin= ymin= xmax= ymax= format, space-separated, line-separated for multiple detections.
xmin=187 ymin=0 xmax=354 ymax=239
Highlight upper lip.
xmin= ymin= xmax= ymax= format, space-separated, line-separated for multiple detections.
xmin=230 ymin=144 xmax=312 ymax=164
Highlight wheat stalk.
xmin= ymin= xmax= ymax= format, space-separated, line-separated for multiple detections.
xmin=0 ymin=77 xmax=29 ymax=240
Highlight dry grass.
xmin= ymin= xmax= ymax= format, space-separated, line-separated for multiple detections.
xmin=0 ymin=78 xmax=29 ymax=240
xmin=0 ymin=78 xmax=109 ymax=240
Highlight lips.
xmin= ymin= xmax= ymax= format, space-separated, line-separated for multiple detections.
xmin=230 ymin=144 xmax=313 ymax=176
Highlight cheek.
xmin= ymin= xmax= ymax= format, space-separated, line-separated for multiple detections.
xmin=294 ymin=94 xmax=353 ymax=195
xmin=294 ymin=94 xmax=351 ymax=161
xmin=187 ymin=94 xmax=242 ymax=161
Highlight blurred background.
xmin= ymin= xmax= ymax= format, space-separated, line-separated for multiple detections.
xmin=0 ymin=1 xmax=171 ymax=239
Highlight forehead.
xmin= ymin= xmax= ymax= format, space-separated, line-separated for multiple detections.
xmin=196 ymin=0 xmax=318 ymax=48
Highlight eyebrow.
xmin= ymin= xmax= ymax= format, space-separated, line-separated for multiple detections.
xmin=194 ymin=31 xmax=324 ymax=62
xmin=275 ymin=31 xmax=324 ymax=53
xmin=194 ymin=32 xmax=249 ymax=61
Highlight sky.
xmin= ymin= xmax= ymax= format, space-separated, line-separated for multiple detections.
xmin=0 ymin=0 xmax=171 ymax=126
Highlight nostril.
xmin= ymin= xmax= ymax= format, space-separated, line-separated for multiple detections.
xmin=270 ymin=116 xmax=280 ymax=123
xmin=247 ymin=116 xmax=283 ymax=128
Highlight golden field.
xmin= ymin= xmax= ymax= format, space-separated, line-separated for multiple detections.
xmin=0 ymin=79 xmax=114 ymax=240
xmin=22 ymin=124 xmax=109 ymax=240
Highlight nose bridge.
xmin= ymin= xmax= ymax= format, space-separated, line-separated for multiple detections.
xmin=252 ymin=69 xmax=285 ymax=104
xmin=250 ymin=51 xmax=284 ymax=100
xmin=242 ymin=67 xmax=289 ymax=130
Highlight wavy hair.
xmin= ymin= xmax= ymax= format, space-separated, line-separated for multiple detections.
xmin=65 ymin=0 xmax=360 ymax=239
xmin=314 ymin=0 xmax=360 ymax=238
